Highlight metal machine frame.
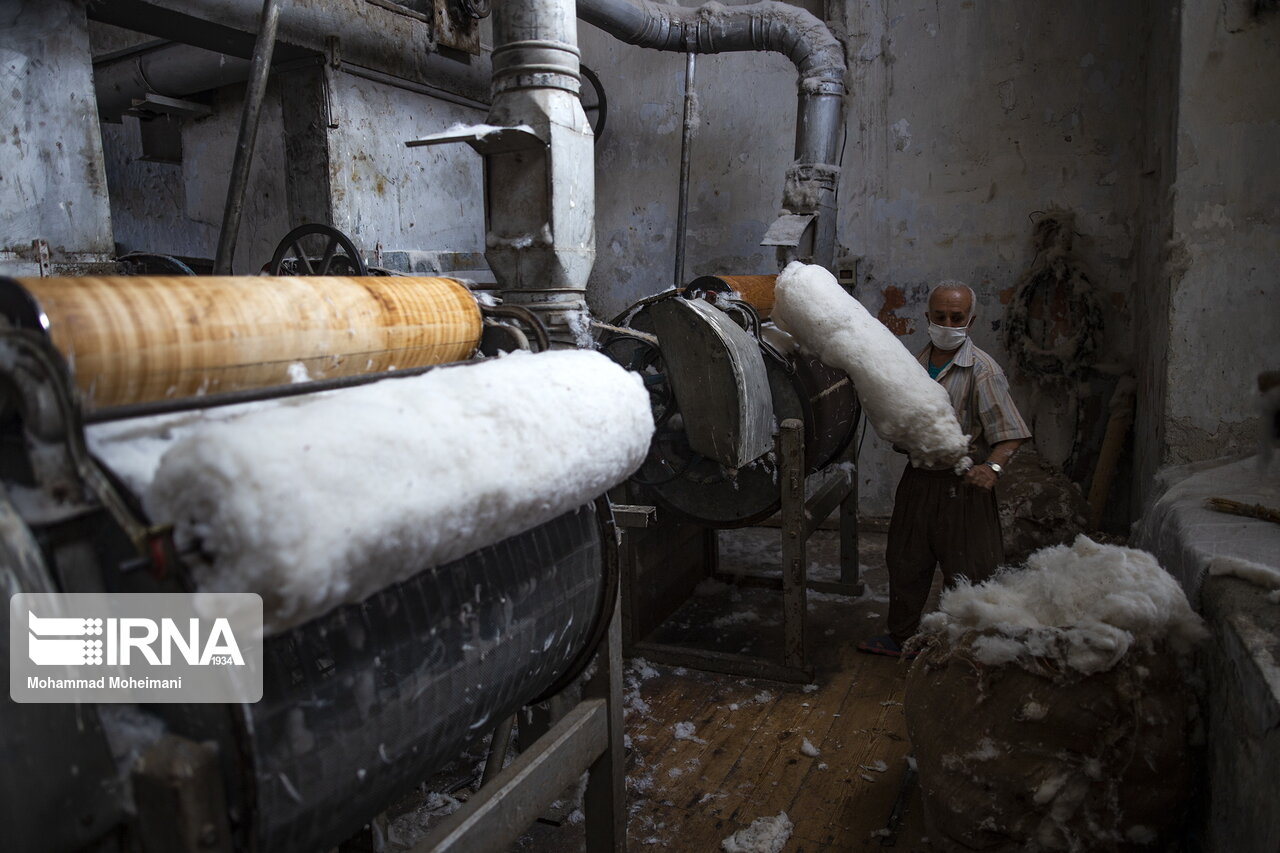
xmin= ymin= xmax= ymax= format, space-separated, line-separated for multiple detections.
xmin=414 ymin=594 xmax=626 ymax=853
xmin=622 ymin=418 xmax=863 ymax=684
xmin=127 ymin=602 xmax=628 ymax=853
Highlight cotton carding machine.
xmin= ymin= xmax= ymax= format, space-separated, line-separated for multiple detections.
xmin=600 ymin=276 xmax=864 ymax=684
xmin=0 ymin=274 xmax=625 ymax=852
xmin=602 ymin=277 xmax=861 ymax=528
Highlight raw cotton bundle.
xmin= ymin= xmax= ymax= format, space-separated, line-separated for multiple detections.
xmin=919 ymin=535 xmax=1206 ymax=675
xmin=773 ymin=262 xmax=970 ymax=470
xmin=905 ymin=536 xmax=1206 ymax=852
xmin=94 ymin=350 xmax=654 ymax=632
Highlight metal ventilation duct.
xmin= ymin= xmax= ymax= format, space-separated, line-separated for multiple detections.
xmin=576 ymin=0 xmax=847 ymax=267
xmin=482 ymin=0 xmax=596 ymax=345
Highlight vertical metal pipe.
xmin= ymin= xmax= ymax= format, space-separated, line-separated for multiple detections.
xmin=213 ymin=0 xmax=283 ymax=275
xmin=486 ymin=0 xmax=595 ymax=347
xmin=673 ymin=51 xmax=696 ymax=289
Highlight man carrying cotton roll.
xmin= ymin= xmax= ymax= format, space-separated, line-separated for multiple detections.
xmin=857 ymin=281 xmax=1031 ymax=658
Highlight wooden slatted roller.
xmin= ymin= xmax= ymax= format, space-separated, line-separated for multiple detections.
xmin=7 ymin=276 xmax=482 ymax=409
xmin=686 ymin=274 xmax=778 ymax=319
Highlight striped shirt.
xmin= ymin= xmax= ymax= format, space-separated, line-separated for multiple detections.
xmin=917 ymin=338 xmax=1031 ymax=463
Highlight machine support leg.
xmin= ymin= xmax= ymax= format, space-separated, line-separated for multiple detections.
xmin=414 ymin=701 xmax=610 ymax=853
xmin=481 ymin=715 xmax=517 ymax=787
xmin=839 ymin=458 xmax=863 ymax=591
xmin=584 ymin=589 xmax=626 ymax=851
xmin=131 ymin=736 xmax=233 ymax=853
xmin=780 ymin=419 xmax=808 ymax=672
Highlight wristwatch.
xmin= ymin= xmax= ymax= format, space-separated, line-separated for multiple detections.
xmin=985 ymin=462 xmax=1004 ymax=477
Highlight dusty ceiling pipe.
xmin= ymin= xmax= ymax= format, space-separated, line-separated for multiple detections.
xmin=484 ymin=0 xmax=596 ymax=346
xmin=87 ymin=0 xmax=444 ymax=88
xmin=94 ymin=42 xmax=252 ymax=122
xmin=576 ymin=0 xmax=846 ymax=268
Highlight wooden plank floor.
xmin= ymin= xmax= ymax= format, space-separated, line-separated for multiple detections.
xmin=513 ymin=527 xmax=942 ymax=852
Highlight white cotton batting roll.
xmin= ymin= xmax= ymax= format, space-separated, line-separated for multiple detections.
xmin=141 ymin=350 xmax=655 ymax=633
xmin=772 ymin=261 xmax=970 ymax=470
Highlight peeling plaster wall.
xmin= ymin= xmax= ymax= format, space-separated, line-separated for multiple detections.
xmin=101 ymin=81 xmax=291 ymax=274
xmin=836 ymin=1 xmax=1150 ymax=515
xmin=1159 ymin=2 xmax=1279 ymax=474
xmin=1 ymin=1 xmax=113 ymax=268
xmin=580 ymin=16 xmax=797 ymax=321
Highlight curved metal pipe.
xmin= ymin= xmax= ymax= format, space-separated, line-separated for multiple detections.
xmin=577 ymin=0 xmax=846 ymax=266
xmin=674 ymin=51 xmax=696 ymax=289
xmin=578 ymin=0 xmax=844 ymax=87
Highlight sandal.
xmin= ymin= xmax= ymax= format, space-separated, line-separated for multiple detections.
xmin=856 ymin=634 xmax=918 ymax=660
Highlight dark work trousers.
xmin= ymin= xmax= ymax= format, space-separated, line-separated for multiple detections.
xmin=885 ymin=465 xmax=1004 ymax=645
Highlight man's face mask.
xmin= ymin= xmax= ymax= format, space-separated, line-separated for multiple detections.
xmin=927 ymin=321 xmax=970 ymax=351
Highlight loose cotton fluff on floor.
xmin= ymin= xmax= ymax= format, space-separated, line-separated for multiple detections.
xmin=919 ymin=534 xmax=1207 ymax=674
xmin=720 ymin=812 xmax=793 ymax=853
xmin=92 ymin=350 xmax=654 ymax=633
xmin=772 ymin=262 xmax=970 ymax=470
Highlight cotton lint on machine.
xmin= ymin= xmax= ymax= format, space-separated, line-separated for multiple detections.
xmin=0 ymin=274 xmax=644 ymax=851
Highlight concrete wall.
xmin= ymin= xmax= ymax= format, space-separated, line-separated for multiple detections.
xmin=1132 ymin=0 xmax=1181 ymax=521
xmin=580 ymin=20 xmax=798 ymax=322
xmin=1155 ymin=2 xmax=1280 ymax=487
xmin=1132 ymin=0 xmax=1280 ymax=514
xmin=0 ymin=0 xmax=114 ymax=273
xmin=581 ymin=1 xmax=1149 ymax=515
xmin=101 ymin=81 xmax=291 ymax=274
xmin=1200 ymin=575 xmax=1280 ymax=853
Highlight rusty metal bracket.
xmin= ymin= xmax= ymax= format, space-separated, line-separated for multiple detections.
xmin=33 ymin=239 xmax=51 ymax=277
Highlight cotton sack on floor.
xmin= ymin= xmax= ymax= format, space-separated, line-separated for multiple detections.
xmin=903 ymin=536 xmax=1206 ymax=852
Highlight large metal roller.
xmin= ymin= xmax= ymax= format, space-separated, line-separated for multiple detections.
xmin=687 ymin=274 xmax=778 ymax=319
xmin=190 ymin=502 xmax=609 ymax=853
xmin=2 ymin=492 xmax=611 ymax=853
xmin=0 ymin=276 xmax=482 ymax=409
